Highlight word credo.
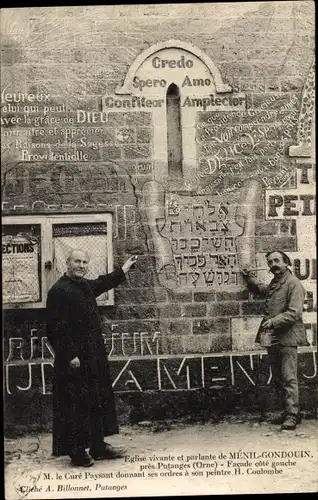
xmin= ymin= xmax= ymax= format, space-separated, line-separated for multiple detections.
xmin=152 ymin=55 xmax=194 ymax=69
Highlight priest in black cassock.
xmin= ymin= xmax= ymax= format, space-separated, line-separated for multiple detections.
xmin=46 ymin=249 xmax=137 ymax=467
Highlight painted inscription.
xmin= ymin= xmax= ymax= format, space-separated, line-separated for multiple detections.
xmin=4 ymin=351 xmax=317 ymax=395
xmin=161 ymin=194 xmax=243 ymax=289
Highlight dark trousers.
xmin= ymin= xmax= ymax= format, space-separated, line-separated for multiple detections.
xmin=267 ymin=344 xmax=299 ymax=416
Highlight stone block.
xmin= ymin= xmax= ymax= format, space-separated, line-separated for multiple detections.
xmin=85 ymin=80 xmax=109 ymax=95
xmin=182 ymin=304 xmax=207 ymax=318
xmin=210 ymin=333 xmax=232 ymax=352
xmin=115 ymin=305 xmax=158 ymax=320
xmin=280 ymin=76 xmax=307 ymax=92
xmin=208 ymin=302 xmax=240 ymax=317
xmin=26 ymin=64 xmax=66 ymax=81
xmin=70 ymin=49 xmax=85 ymax=63
xmin=167 ymin=319 xmax=192 ymax=336
xmin=69 ymin=80 xmax=87 ymax=96
xmin=15 ymin=49 xmax=39 ymax=64
xmin=239 ymin=79 xmax=266 ymax=93
xmin=264 ymin=78 xmax=281 ymax=92
xmin=101 ymin=146 xmax=121 ymax=160
xmin=193 ymin=318 xmax=230 ymax=336
xmin=160 ymin=336 xmax=185 ymax=355
xmin=85 ymin=49 xmax=110 ymax=65
xmin=182 ymin=335 xmax=213 ymax=354
xmin=123 ymin=144 xmax=151 ymax=159
xmin=166 ymin=291 xmax=194 ymax=303
xmin=216 ymin=290 xmax=249 ymax=301
xmin=255 ymin=221 xmax=279 ymax=236
xmin=125 ymin=112 xmax=152 ymax=127
xmin=194 ymin=292 xmax=216 ymax=302
xmin=114 ymin=288 xmax=159 ymax=304
xmin=124 ymin=266 xmax=156 ymax=288
xmin=137 ymin=128 xmax=152 ymax=144
xmin=231 ymin=317 xmax=263 ymax=351
xmin=255 ymin=236 xmax=297 ymax=252
xmin=157 ymin=304 xmax=182 ymax=318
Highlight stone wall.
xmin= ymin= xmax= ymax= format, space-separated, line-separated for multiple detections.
xmin=1 ymin=3 xmax=316 ymax=433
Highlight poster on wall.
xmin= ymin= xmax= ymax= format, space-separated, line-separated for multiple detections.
xmin=1 ymin=2 xmax=317 ymax=499
xmin=2 ymin=227 xmax=41 ymax=303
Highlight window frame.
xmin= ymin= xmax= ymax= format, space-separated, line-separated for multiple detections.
xmin=2 ymin=213 xmax=114 ymax=309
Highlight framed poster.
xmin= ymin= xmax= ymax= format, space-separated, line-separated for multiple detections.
xmin=2 ymin=214 xmax=114 ymax=308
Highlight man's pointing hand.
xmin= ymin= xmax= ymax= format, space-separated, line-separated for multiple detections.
xmin=70 ymin=356 xmax=80 ymax=368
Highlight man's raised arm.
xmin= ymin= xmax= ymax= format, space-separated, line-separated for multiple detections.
xmin=240 ymin=268 xmax=268 ymax=298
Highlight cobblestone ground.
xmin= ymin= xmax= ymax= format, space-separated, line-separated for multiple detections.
xmin=5 ymin=416 xmax=318 ymax=499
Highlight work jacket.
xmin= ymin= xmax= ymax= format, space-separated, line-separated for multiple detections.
xmin=245 ymin=268 xmax=308 ymax=346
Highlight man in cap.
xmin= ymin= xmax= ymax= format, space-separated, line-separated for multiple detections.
xmin=241 ymin=251 xmax=308 ymax=430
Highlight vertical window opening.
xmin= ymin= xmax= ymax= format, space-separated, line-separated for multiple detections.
xmin=166 ymin=83 xmax=183 ymax=178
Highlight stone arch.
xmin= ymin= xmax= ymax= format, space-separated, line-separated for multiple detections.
xmin=289 ymin=60 xmax=315 ymax=157
xmin=115 ymin=39 xmax=232 ymax=95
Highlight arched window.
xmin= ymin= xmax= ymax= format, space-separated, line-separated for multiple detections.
xmin=166 ymin=83 xmax=183 ymax=178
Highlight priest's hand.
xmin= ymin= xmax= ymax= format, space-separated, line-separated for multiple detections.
xmin=70 ymin=356 xmax=80 ymax=368
xmin=122 ymin=255 xmax=138 ymax=274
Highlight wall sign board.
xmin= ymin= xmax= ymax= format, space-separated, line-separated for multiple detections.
xmin=2 ymin=224 xmax=41 ymax=303
xmin=2 ymin=214 xmax=114 ymax=308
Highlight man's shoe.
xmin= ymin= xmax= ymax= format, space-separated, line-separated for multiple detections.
xmin=271 ymin=413 xmax=301 ymax=425
xmin=91 ymin=443 xmax=127 ymax=460
xmin=270 ymin=413 xmax=286 ymax=425
xmin=70 ymin=449 xmax=94 ymax=467
xmin=280 ymin=415 xmax=297 ymax=431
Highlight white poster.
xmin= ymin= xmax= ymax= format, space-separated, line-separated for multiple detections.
xmin=3 ymin=233 xmax=40 ymax=303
